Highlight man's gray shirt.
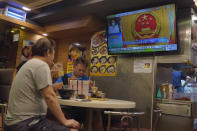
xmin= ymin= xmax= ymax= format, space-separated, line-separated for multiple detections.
xmin=5 ymin=58 xmax=52 ymax=126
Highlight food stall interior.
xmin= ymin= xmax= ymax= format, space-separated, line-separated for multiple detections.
xmin=156 ymin=63 xmax=197 ymax=131
xmin=0 ymin=0 xmax=197 ymax=130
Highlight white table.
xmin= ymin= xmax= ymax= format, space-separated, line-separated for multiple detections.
xmin=59 ymin=98 xmax=136 ymax=109
xmin=59 ymin=98 xmax=136 ymax=131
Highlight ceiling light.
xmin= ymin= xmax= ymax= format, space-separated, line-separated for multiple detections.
xmin=194 ymin=0 xmax=197 ymax=6
xmin=10 ymin=30 xmax=15 ymax=33
xmin=22 ymin=6 xmax=31 ymax=11
xmin=75 ymin=43 xmax=80 ymax=46
xmin=43 ymin=33 xmax=48 ymax=36
xmin=20 ymin=26 xmax=25 ymax=29
xmin=192 ymin=15 xmax=197 ymax=21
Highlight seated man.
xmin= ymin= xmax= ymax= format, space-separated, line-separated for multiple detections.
xmin=56 ymin=57 xmax=104 ymax=131
xmin=55 ymin=57 xmax=91 ymax=123
xmin=55 ymin=57 xmax=89 ymax=84
xmin=5 ymin=38 xmax=80 ymax=131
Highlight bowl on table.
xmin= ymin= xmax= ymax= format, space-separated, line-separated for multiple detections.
xmin=58 ymin=88 xmax=75 ymax=99
xmin=76 ymin=94 xmax=85 ymax=99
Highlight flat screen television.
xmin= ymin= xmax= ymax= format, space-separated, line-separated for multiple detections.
xmin=106 ymin=3 xmax=177 ymax=55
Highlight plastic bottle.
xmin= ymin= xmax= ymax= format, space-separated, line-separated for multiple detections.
xmin=88 ymin=83 xmax=92 ymax=99
xmin=88 ymin=90 xmax=92 ymax=99
xmin=157 ymin=87 xmax=162 ymax=99
xmin=194 ymin=118 xmax=197 ymax=131
xmin=169 ymin=85 xmax=172 ymax=99
xmin=172 ymin=89 xmax=177 ymax=100
xmin=163 ymin=88 xmax=166 ymax=99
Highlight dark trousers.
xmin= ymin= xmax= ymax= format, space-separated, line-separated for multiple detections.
xmin=5 ymin=116 xmax=70 ymax=131
xmin=61 ymin=106 xmax=86 ymax=123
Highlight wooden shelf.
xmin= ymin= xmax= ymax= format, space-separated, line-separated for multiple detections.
xmin=0 ymin=14 xmax=104 ymax=39
xmin=0 ymin=14 xmax=45 ymax=35
xmin=45 ymin=15 xmax=104 ymax=39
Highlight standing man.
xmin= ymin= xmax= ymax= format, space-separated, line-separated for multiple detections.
xmin=5 ymin=38 xmax=80 ymax=131
xmin=172 ymin=64 xmax=187 ymax=93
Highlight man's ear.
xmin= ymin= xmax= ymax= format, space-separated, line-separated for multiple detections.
xmin=45 ymin=50 xmax=50 ymax=57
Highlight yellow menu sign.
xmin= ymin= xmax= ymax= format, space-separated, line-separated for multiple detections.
xmin=90 ymin=31 xmax=117 ymax=76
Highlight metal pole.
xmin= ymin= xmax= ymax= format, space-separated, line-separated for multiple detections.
xmin=137 ymin=116 xmax=140 ymax=131
xmin=107 ymin=114 xmax=111 ymax=131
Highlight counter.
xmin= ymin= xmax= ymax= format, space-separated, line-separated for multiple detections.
xmin=156 ymin=98 xmax=197 ymax=117
xmin=155 ymin=98 xmax=196 ymax=131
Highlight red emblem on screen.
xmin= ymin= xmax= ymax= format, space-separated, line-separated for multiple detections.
xmin=133 ymin=13 xmax=160 ymax=40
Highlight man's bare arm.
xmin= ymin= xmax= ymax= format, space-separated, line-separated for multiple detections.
xmin=41 ymin=86 xmax=80 ymax=129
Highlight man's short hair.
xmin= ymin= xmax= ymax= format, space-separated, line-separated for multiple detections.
xmin=74 ymin=57 xmax=88 ymax=68
xmin=32 ymin=38 xmax=56 ymax=57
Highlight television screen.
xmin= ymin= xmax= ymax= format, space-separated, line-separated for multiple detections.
xmin=107 ymin=4 xmax=177 ymax=55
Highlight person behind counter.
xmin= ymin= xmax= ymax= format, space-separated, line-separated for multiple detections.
xmin=172 ymin=64 xmax=187 ymax=93
xmin=183 ymin=66 xmax=196 ymax=89
xmin=5 ymin=38 xmax=80 ymax=131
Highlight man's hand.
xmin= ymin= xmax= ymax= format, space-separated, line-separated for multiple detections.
xmin=64 ymin=119 xmax=80 ymax=129
xmin=89 ymin=80 xmax=94 ymax=87
xmin=52 ymin=82 xmax=63 ymax=90
xmin=51 ymin=69 xmax=59 ymax=77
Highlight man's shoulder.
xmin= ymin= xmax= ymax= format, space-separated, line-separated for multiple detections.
xmin=16 ymin=61 xmax=27 ymax=71
xmin=66 ymin=73 xmax=72 ymax=78
xmin=173 ymin=70 xmax=181 ymax=74
xmin=82 ymin=75 xmax=89 ymax=80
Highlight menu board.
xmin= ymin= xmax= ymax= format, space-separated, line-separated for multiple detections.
xmin=90 ymin=30 xmax=117 ymax=76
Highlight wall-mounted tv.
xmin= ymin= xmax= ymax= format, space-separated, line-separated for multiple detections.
xmin=107 ymin=3 xmax=177 ymax=55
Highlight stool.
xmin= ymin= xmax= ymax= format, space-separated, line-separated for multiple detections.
xmin=0 ymin=104 xmax=7 ymax=131
xmin=104 ymin=111 xmax=145 ymax=131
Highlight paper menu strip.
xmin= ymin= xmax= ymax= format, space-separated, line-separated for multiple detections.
xmin=83 ymin=81 xmax=89 ymax=97
xmin=69 ymin=80 xmax=89 ymax=97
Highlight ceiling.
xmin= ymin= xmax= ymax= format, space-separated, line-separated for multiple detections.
xmin=1 ymin=0 xmax=195 ymax=26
